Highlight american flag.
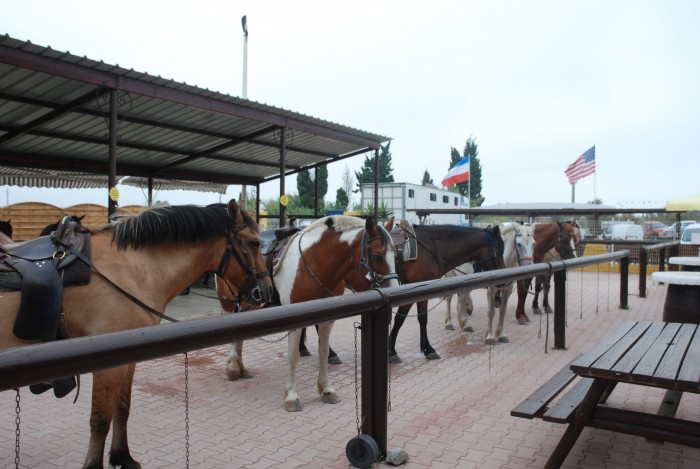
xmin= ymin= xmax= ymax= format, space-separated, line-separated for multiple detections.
xmin=565 ymin=146 xmax=596 ymax=184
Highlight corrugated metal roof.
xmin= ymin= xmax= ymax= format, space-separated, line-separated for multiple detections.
xmin=0 ymin=35 xmax=390 ymax=190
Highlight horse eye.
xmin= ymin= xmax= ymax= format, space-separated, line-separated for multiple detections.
xmin=249 ymin=240 xmax=261 ymax=250
xmin=373 ymin=254 xmax=384 ymax=262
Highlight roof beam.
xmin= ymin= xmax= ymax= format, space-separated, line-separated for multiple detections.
xmin=0 ymin=44 xmax=383 ymax=149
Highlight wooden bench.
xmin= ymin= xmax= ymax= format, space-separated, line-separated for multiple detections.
xmin=511 ymin=355 xmax=605 ymax=425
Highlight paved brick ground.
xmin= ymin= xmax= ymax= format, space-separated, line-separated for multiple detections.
xmin=2 ymin=270 xmax=700 ymax=468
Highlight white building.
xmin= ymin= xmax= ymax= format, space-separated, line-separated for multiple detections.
xmin=360 ymin=182 xmax=468 ymax=225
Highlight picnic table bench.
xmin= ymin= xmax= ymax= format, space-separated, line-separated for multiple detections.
xmin=511 ymin=320 xmax=700 ymax=468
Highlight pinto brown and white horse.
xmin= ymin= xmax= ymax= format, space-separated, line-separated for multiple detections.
xmin=0 ymin=200 xmax=272 ymax=469
xmin=515 ymin=220 xmax=580 ymax=324
xmin=444 ymin=222 xmax=536 ymax=344
xmin=388 ymin=224 xmax=505 ymax=364
xmin=218 ymin=216 xmax=398 ymax=412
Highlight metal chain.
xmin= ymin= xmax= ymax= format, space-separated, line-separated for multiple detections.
xmin=184 ymin=353 xmax=190 ymax=469
xmin=399 ymin=296 xmax=445 ymax=318
xmin=14 ymin=388 xmax=20 ymax=469
xmin=353 ymin=322 xmax=362 ymax=435
xmin=257 ymin=332 xmax=291 ymax=344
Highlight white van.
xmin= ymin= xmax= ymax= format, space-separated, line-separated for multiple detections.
xmin=610 ymin=224 xmax=644 ymax=240
xmin=680 ymin=223 xmax=700 ymax=244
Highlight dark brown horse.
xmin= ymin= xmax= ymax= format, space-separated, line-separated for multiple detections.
xmin=515 ymin=220 xmax=580 ymax=324
xmin=388 ymin=224 xmax=505 ymax=364
xmin=1 ymin=200 xmax=272 ymax=468
xmin=0 ymin=218 xmax=12 ymax=239
xmin=40 ymin=214 xmax=85 ymax=236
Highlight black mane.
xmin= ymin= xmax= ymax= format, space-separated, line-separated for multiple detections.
xmin=103 ymin=204 xmax=249 ymax=251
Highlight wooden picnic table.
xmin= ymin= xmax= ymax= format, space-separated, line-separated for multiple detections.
xmin=669 ymin=256 xmax=700 ymax=272
xmin=544 ymin=320 xmax=700 ymax=468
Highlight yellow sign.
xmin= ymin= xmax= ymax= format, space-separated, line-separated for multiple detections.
xmin=109 ymin=187 xmax=120 ymax=202
xmin=279 ymin=194 xmax=289 ymax=206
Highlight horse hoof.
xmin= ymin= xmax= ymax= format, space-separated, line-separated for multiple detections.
xmin=322 ymin=392 xmax=340 ymax=404
xmin=328 ymin=355 xmax=342 ymax=365
xmin=533 ymin=308 xmax=543 ymax=315
xmin=425 ymin=351 xmax=441 ymax=360
xmin=299 ymin=349 xmax=311 ymax=357
xmin=498 ymin=337 xmax=510 ymax=343
xmin=545 ymin=306 xmax=554 ymax=314
xmin=226 ymin=368 xmax=241 ymax=381
xmin=284 ymin=399 xmax=303 ymax=412
xmin=240 ymin=370 xmax=253 ymax=379
xmin=463 ymin=326 xmax=474 ymax=332
xmin=484 ymin=338 xmax=497 ymax=346
xmin=388 ymin=354 xmax=402 ymax=364
xmin=445 ymin=324 xmax=454 ymax=331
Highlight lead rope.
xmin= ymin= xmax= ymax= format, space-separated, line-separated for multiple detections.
xmin=184 ymin=353 xmax=190 ymax=469
xmin=14 ymin=388 xmax=20 ymax=469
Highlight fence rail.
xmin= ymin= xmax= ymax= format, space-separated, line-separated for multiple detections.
xmin=0 ymin=250 xmax=630 ymax=455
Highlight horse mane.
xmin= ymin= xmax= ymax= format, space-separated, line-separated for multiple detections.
xmin=499 ymin=223 xmax=518 ymax=237
xmin=100 ymin=204 xmax=251 ymax=251
xmin=304 ymin=215 xmax=365 ymax=234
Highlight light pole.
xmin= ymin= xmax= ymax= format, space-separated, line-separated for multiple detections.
xmin=241 ymin=15 xmax=249 ymax=207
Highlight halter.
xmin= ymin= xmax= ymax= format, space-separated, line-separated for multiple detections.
xmin=216 ymin=223 xmax=272 ymax=312
xmin=552 ymin=227 xmax=577 ymax=260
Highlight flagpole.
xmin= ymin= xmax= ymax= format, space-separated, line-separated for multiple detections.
xmin=571 ymin=183 xmax=575 ymax=203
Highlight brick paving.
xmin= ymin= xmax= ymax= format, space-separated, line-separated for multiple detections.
xmin=2 ymin=270 xmax=700 ymax=468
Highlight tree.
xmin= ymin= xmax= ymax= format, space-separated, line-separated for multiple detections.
xmin=335 ymin=187 xmax=349 ymax=210
xmin=297 ymin=165 xmax=328 ymax=210
xmin=354 ymin=142 xmax=395 ymax=192
xmin=449 ymin=136 xmax=484 ymax=206
xmin=421 ymin=169 xmax=434 ymax=186
xmin=341 ymin=165 xmax=355 ymax=206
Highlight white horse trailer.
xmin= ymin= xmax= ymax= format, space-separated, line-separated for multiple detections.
xmin=360 ymin=182 xmax=468 ymax=225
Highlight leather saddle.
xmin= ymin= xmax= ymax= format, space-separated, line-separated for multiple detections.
xmin=0 ymin=217 xmax=91 ymax=398
xmin=390 ymin=219 xmax=418 ymax=284
xmin=260 ymin=225 xmax=302 ymax=275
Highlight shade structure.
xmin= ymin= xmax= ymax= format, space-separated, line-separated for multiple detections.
xmin=666 ymin=193 xmax=700 ymax=211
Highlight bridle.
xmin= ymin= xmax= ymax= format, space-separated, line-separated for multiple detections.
xmin=513 ymin=228 xmax=534 ymax=267
xmin=217 ymin=223 xmax=272 ymax=312
xmin=470 ymin=227 xmax=504 ymax=273
xmin=358 ymin=228 xmax=399 ymax=288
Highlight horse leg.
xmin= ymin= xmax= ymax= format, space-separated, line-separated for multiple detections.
xmin=284 ymin=329 xmax=304 ymax=411
xmin=417 ymin=300 xmax=440 ymax=360
xmin=317 ymin=321 xmax=340 ymax=404
xmin=108 ymin=364 xmax=141 ymax=469
xmin=532 ymin=276 xmax=543 ymax=315
xmin=485 ymin=286 xmax=498 ymax=345
xmin=389 ymin=304 xmax=410 ymax=364
xmin=226 ymin=340 xmax=252 ymax=380
xmin=82 ymin=367 xmax=135 ymax=469
xmin=457 ymin=289 xmax=474 ymax=332
xmin=299 ymin=325 xmax=341 ymax=364
xmin=515 ymin=280 xmax=531 ymax=325
xmin=496 ymin=285 xmax=513 ymax=343
xmin=299 ymin=327 xmax=311 ymax=357
xmin=444 ymin=294 xmax=455 ymax=330
xmin=542 ymin=274 xmax=554 ymax=314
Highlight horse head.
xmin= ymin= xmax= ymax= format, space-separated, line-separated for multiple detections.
xmin=217 ymin=200 xmax=273 ymax=309
xmin=514 ymin=222 xmax=536 ymax=266
xmin=555 ymin=220 xmax=579 ymax=260
xmin=474 ymin=225 xmax=506 ymax=272
xmin=350 ymin=216 xmax=399 ymax=289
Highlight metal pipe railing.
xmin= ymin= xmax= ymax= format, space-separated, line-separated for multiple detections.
xmin=639 ymin=240 xmax=680 ymax=297
xmin=0 ymin=250 xmax=629 ymax=457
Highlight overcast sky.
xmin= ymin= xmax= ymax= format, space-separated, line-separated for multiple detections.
xmin=3 ymin=0 xmax=699 ymax=209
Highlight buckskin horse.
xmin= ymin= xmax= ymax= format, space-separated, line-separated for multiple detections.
xmin=444 ymin=222 xmax=536 ymax=344
xmin=218 ymin=216 xmax=398 ymax=412
xmin=0 ymin=200 xmax=272 ymax=469
xmin=515 ymin=220 xmax=580 ymax=324
xmin=387 ymin=224 xmax=505 ymax=364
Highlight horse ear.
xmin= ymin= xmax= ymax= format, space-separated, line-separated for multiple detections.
xmin=227 ymin=199 xmax=241 ymax=222
xmin=384 ymin=216 xmax=395 ymax=232
xmin=557 ymin=220 xmax=564 ymax=229
xmin=365 ymin=216 xmax=377 ymax=235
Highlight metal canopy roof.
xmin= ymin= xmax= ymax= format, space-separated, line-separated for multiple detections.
xmin=0 ymin=35 xmax=390 ymax=189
